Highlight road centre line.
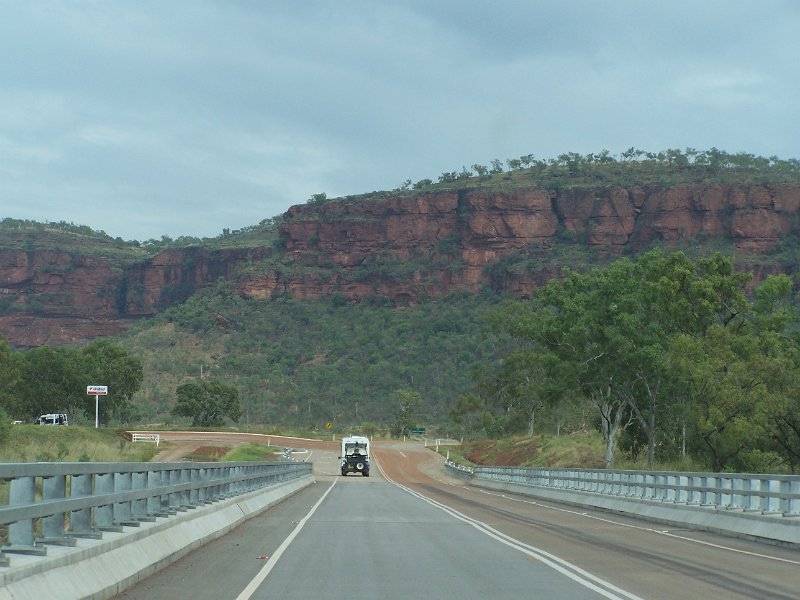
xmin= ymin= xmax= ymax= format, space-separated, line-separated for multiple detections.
xmin=235 ymin=479 xmax=337 ymax=600
xmin=469 ymin=487 xmax=800 ymax=566
xmin=375 ymin=460 xmax=643 ymax=600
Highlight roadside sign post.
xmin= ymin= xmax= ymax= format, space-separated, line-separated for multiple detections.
xmin=87 ymin=386 xmax=108 ymax=428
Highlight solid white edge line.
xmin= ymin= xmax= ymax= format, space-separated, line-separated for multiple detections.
xmin=470 ymin=487 xmax=800 ymax=566
xmin=234 ymin=479 xmax=337 ymax=600
xmin=404 ymin=482 xmax=645 ymax=600
xmin=375 ymin=455 xmax=643 ymax=600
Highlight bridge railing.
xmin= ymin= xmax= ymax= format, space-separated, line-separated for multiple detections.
xmin=0 ymin=460 xmax=312 ymax=567
xmin=447 ymin=463 xmax=800 ymax=517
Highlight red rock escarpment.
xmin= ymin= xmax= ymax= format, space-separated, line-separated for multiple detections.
xmin=1 ymin=183 xmax=799 ymax=347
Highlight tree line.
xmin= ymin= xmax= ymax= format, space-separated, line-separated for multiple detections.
xmin=0 ymin=339 xmax=144 ymax=426
xmin=451 ymin=249 xmax=800 ymax=473
xmin=0 ymin=338 xmax=240 ymax=430
xmin=423 ymin=147 xmax=800 ymax=189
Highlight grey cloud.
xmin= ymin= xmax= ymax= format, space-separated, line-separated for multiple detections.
xmin=0 ymin=1 xmax=798 ymax=240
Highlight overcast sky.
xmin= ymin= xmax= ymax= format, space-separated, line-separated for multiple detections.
xmin=1 ymin=1 xmax=798 ymax=242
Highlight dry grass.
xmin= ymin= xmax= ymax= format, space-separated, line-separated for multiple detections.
xmin=0 ymin=425 xmax=158 ymax=463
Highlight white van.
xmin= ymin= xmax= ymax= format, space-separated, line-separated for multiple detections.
xmin=340 ymin=435 xmax=370 ymax=476
xmin=35 ymin=413 xmax=68 ymax=425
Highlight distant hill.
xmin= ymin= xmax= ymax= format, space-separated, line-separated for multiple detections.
xmin=2 ymin=149 xmax=800 ymax=426
xmin=2 ymin=149 xmax=800 ymax=347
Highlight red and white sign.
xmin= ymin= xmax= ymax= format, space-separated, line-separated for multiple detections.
xmin=87 ymin=385 xmax=108 ymax=395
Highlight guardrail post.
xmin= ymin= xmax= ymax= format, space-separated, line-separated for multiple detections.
xmin=114 ymin=472 xmax=138 ymax=526
xmin=167 ymin=469 xmax=184 ymax=512
xmin=96 ymin=472 xmax=122 ymax=532
xmin=197 ymin=468 xmax=208 ymax=504
xmin=731 ymin=477 xmax=745 ymax=511
xmin=40 ymin=474 xmax=76 ymax=546
xmin=745 ymin=478 xmax=763 ymax=513
xmin=233 ymin=466 xmax=243 ymax=495
xmin=146 ymin=470 xmax=167 ymax=517
xmin=702 ymin=476 xmax=718 ymax=507
xmin=719 ymin=477 xmax=732 ymax=509
xmin=688 ymin=476 xmax=702 ymax=505
xmin=785 ymin=479 xmax=800 ymax=516
xmin=600 ymin=472 xmax=611 ymax=495
xmin=620 ymin=472 xmax=629 ymax=496
xmin=131 ymin=471 xmax=155 ymax=522
xmin=189 ymin=467 xmax=201 ymax=507
xmin=180 ymin=468 xmax=191 ymax=508
xmin=664 ymin=475 xmax=676 ymax=502
xmin=765 ymin=479 xmax=781 ymax=515
xmin=69 ymin=473 xmax=101 ymax=538
xmin=3 ymin=475 xmax=46 ymax=555
xmin=636 ymin=473 xmax=645 ymax=498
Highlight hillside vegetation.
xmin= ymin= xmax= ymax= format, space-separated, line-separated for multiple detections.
xmin=4 ymin=149 xmax=800 ymax=473
xmin=120 ymin=282 xmax=510 ymax=432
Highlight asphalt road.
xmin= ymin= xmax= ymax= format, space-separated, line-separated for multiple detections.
xmin=115 ymin=434 xmax=800 ymax=600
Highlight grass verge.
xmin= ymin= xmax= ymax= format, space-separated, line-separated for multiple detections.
xmin=0 ymin=425 xmax=159 ymax=463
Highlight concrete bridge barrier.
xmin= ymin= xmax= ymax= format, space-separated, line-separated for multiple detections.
xmin=446 ymin=462 xmax=800 ymax=547
xmin=0 ymin=461 xmax=314 ymax=600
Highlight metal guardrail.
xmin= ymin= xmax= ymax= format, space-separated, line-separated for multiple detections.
xmin=0 ymin=460 xmax=312 ymax=567
xmin=454 ymin=464 xmax=800 ymax=517
xmin=444 ymin=460 xmax=474 ymax=481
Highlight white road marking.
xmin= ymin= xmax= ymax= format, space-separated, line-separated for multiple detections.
xmin=234 ymin=479 xmax=337 ymax=600
xmin=468 ymin=487 xmax=800 ymax=565
xmin=375 ymin=459 xmax=644 ymax=600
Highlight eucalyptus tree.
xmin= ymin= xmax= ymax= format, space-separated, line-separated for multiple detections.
xmin=0 ymin=336 xmax=21 ymax=417
xmin=172 ymin=380 xmax=241 ymax=427
xmin=79 ymin=340 xmax=144 ymax=424
xmin=15 ymin=346 xmax=85 ymax=419
xmin=488 ymin=271 xmax=631 ymax=467
xmin=615 ymin=251 xmax=750 ymax=467
xmin=667 ymin=274 xmax=799 ymax=471
xmin=484 ymin=250 xmax=753 ymax=469
xmin=389 ymin=389 xmax=422 ymax=437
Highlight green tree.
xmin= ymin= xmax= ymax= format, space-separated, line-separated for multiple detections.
xmin=15 ymin=346 xmax=83 ymax=420
xmin=483 ymin=250 xmax=753 ymax=468
xmin=0 ymin=405 xmax=10 ymax=444
xmin=80 ymin=340 xmax=144 ymax=424
xmin=172 ymin=380 xmax=241 ymax=427
xmin=449 ymin=392 xmax=486 ymax=436
xmin=666 ymin=274 xmax=798 ymax=471
xmin=0 ymin=336 xmax=22 ymax=417
xmin=389 ymin=389 xmax=422 ymax=437
xmin=613 ymin=251 xmax=750 ymax=467
xmin=670 ymin=326 xmax=768 ymax=471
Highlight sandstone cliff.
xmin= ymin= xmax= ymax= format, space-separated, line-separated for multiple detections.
xmin=1 ymin=183 xmax=798 ymax=347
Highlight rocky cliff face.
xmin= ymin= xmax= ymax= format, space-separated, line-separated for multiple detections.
xmin=0 ymin=246 xmax=269 ymax=347
xmin=1 ymin=183 xmax=798 ymax=347
xmin=245 ymin=183 xmax=799 ymax=300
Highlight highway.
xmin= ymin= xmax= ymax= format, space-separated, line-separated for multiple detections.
xmin=114 ymin=435 xmax=800 ymax=600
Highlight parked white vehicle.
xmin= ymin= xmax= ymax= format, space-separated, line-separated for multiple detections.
xmin=339 ymin=435 xmax=370 ymax=476
xmin=35 ymin=413 xmax=68 ymax=425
